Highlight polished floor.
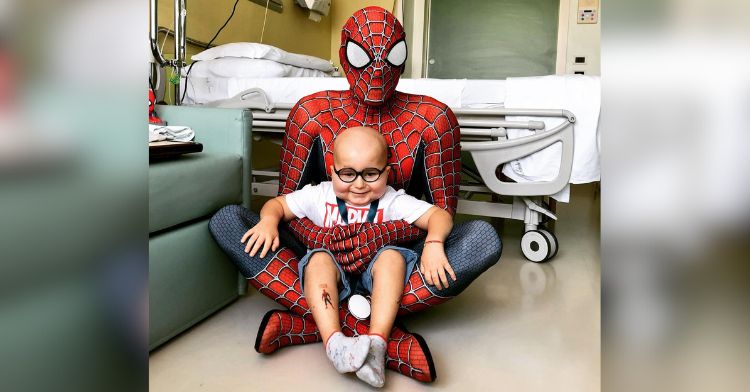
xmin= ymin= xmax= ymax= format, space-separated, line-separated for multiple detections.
xmin=150 ymin=184 xmax=600 ymax=391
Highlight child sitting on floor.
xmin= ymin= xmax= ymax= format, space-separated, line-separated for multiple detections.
xmin=241 ymin=126 xmax=454 ymax=387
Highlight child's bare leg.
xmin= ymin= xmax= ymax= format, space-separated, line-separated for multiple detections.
xmin=304 ymin=252 xmax=340 ymax=342
xmin=357 ymin=249 xmax=406 ymax=387
xmin=369 ymin=249 xmax=406 ymax=338
xmin=304 ymin=251 xmax=370 ymax=373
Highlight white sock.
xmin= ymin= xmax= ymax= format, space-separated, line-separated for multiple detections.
xmin=325 ymin=332 xmax=371 ymax=373
xmin=355 ymin=335 xmax=387 ymax=388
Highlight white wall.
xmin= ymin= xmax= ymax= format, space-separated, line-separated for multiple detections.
xmin=556 ymin=0 xmax=601 ymax=75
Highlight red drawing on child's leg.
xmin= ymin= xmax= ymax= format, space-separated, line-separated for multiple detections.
xmin=322 ymin=289 xmax=333 ymax=309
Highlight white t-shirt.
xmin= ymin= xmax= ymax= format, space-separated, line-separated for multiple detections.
xmin=285 ymin=182 xmax=433 ymax=227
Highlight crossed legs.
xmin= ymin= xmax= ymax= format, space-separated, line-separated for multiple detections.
xmin=209 ymin=206 xmax=502 ymax=383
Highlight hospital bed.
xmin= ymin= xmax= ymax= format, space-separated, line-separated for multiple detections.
xmin=182 ymin=76 xmax=600 ymax=262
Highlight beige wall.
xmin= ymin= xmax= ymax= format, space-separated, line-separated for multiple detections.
xmin=329 ymin=0 xmax=395 ymax=71
xmin=157 ymin=0 xmax=332 ymax=61
xmin=399 ymin=0 xmax=425 ymax=78
xmin=155 ymin=0 xmax=399 ymax=71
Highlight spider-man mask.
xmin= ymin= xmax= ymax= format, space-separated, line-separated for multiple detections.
xmin=339 ymin=7 xmax=407 ymax=106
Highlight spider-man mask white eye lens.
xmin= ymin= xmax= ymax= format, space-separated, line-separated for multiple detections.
xmin=385 ymin=40 xmax=407 ymax=67
xmin=346 ymin=41 xmax=371 ymax=68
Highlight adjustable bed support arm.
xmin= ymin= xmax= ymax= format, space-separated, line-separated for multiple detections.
xmin=461 ymin=110 xmax=576 ymax=196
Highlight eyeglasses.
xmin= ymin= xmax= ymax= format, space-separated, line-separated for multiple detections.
xmin=333 ymin=165 xmax=388 ymax=183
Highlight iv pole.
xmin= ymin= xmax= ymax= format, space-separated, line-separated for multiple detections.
xmin=149 ymin=0 xmax=187 ymax=105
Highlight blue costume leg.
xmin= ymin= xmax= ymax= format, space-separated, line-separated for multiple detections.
xmin=400 ymin=220 xmax=502 ymax=312
xmin=208 ymin=204 xmax=306 ymax=278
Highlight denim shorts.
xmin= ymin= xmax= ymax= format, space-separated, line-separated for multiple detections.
xmin=298 ymin=245 xmax=418 ymax=302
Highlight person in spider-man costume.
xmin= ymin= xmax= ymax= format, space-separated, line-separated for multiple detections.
xmin=209 ymin=6 xmax=502 ymax=383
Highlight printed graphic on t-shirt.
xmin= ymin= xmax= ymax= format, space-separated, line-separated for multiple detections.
xmin=323 ymin=202 xmax=384 ymax=226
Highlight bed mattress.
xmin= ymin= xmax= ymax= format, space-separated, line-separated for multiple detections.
xmin=181 ymin=76 xmax=507 ymax=109
xmin=180 ymin=75 xmax=600 ymax=197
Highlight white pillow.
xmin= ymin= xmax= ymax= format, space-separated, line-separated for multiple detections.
xmin=184 ymin=58 xmax=331 ymax=79
xmin=185 ymin=58 xmax=286 ymax=78
xmin=192 ymin=42 xmax=334 ymax=73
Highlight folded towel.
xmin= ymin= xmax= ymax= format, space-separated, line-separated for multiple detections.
xmin=501 ymin=75 xmax=601 ymax=202
xmin=148 ymin=124 xmax=195 ymax=143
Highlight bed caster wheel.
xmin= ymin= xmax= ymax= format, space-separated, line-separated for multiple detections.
xmin=521 ymin=230 xmax=555 ymax=263
xmin=538 ymin=228 xmax=558 ymax=260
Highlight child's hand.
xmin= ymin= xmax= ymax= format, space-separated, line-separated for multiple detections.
xmin=419 ymin=244 xmax=456 ymax=290
xmin=241 ymin=220 xmax=280 ymax=258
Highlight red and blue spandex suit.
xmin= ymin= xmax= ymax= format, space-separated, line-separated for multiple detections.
xmin=210 ymin=6 xmax=502 ymax=383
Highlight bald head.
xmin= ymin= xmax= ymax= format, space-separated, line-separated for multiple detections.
xmin=333 ymin=127 xmax=388 ymax=167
